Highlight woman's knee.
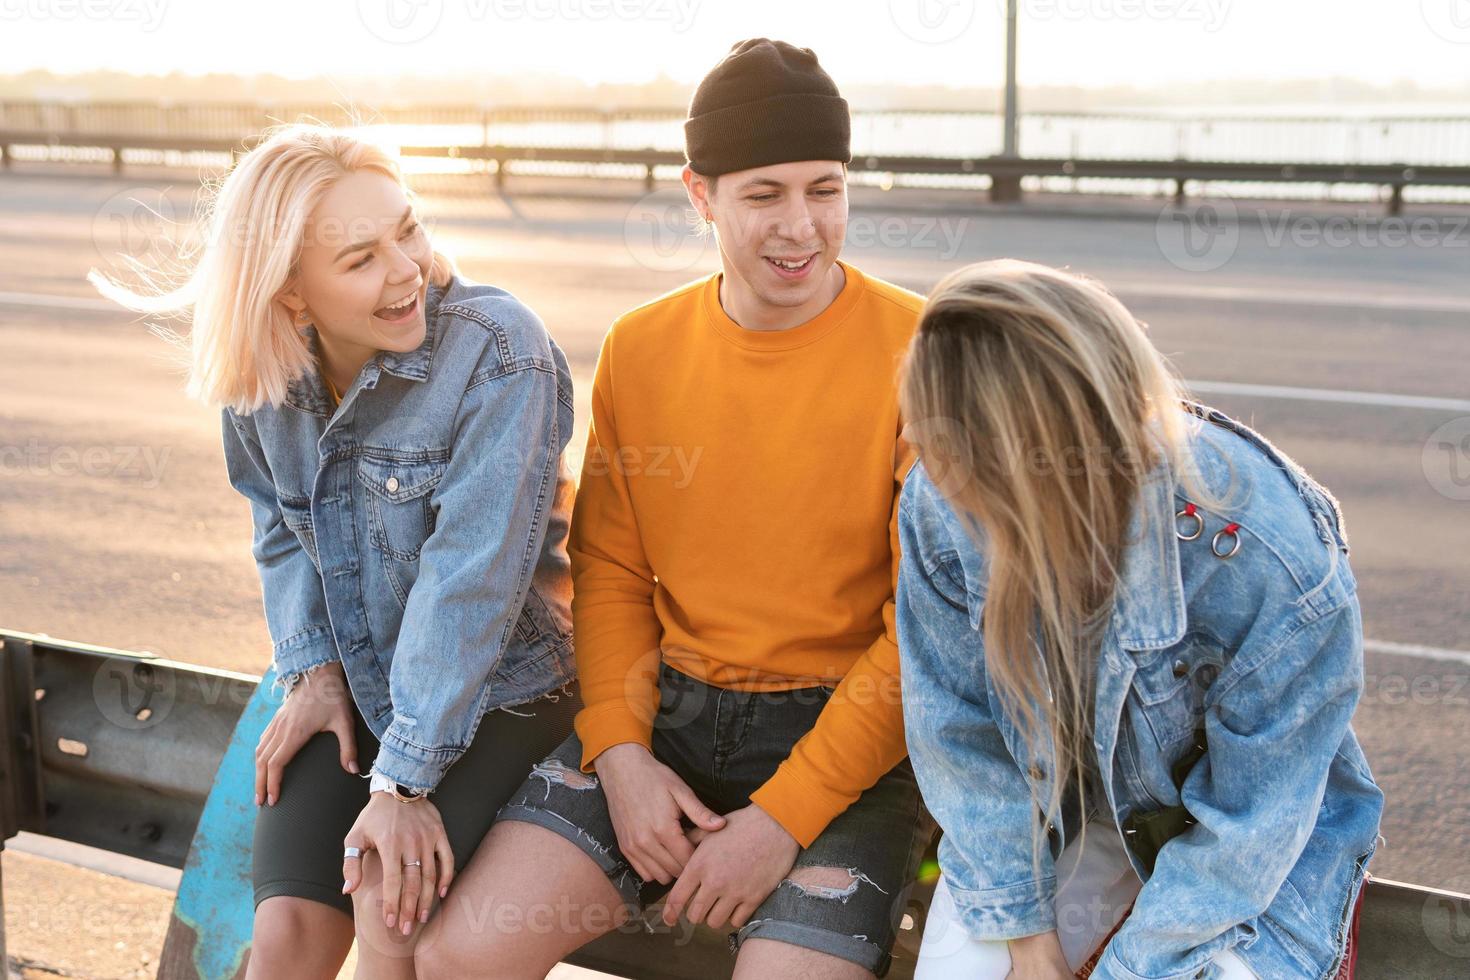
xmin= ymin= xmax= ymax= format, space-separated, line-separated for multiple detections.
xmin=914 ymin=876 xmax=1012 ymax=980
xmin=347 ymin=853 xmax=432 ymax=960
xmin=412 ymin=894 xmax=565 ymax=979
xmin=250 ymin=896 xmax=353 ymax=975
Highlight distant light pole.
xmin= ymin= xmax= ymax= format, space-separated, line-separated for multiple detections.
xmin=993 ymin=0 xmax=1024 ymax=202
xmin=1003 ymin=0 xmax=1018 ymax=157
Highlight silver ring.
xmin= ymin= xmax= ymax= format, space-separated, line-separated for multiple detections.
xmin=343 ymin=846 xmax=363 ymax=859
xmin=1212 ymin=527 xmax=1242 ymax=559
xmin=1175 ymin=506 xmax=1203 ymax=541
xmin=403 ymin=858 xmax=423 ymax=868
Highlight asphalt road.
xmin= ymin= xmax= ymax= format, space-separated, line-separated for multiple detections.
xmin=1 ymin=168 xmax=1466 ymax=975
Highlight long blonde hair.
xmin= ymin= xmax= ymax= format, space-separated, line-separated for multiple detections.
xmin=899 ymin=259 xmax=1207 ymax=875
xmin=88 ymin=123 xmax=455 ymax=414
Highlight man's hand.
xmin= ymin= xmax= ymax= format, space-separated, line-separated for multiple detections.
xmin=660 ymin=803 xmax=800 ymax=930
xmin=593 ymin=742 xmax=726 ymax=885
xmin=1005 ymin=929 xmax=1073 ymax=980
xmin=341 ymin=792 xmax=455 ymax=937
xmin=254 ymin=661 xmax=357 ymax=806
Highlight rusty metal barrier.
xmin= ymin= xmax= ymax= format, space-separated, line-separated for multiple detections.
xmin=2 ymin=630 xmax=1468 ymax=978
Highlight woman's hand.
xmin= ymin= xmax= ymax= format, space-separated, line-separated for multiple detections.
xmin=1006 ymin=929 xmax=1074 ymax=980
xmin=342 ymin=792 xmax=456 ymax=935
xmin=593 ymin=743 xmax=726 ymax=885
xmin=254 ymin=661 xmax=357 ymax=806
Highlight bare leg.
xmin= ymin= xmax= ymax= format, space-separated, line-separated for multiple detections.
xmin=247 ymin=896 xmax=355 ymax=980
xmin=414 ymin=820 xmax=634 ymax=980
xmin=733 ymin=937 xmax=876 ymax=980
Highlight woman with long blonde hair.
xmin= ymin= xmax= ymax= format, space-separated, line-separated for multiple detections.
xmin=894 ymin=259 xmax=1382 ymax=979
xmin=92 ymin=124 xmax=582 ymax=978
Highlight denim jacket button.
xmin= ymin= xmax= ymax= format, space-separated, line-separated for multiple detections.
xmin=385 ymin=476 xmax=400 ymax=492
xmin=1172 ymin=659 xmax=1189 ymax=678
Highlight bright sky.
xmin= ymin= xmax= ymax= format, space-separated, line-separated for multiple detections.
xmin=2 ymin=0 xmax=1469 ymax=90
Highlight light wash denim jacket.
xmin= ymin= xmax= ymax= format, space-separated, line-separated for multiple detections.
xmin=221 ymin=276 xmax=577 ymax=793
xmin=897 ymin=404 xmax=1384 ymax=980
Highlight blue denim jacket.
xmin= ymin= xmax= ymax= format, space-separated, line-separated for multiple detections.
xmin=897 ymin=404 xmax=1384 ymax=980
xmin=221 ymin=276 xmax=577 ymax=793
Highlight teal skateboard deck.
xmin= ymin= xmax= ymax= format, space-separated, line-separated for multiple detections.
xmin=156 ymin=669 xmax=281 ymax=980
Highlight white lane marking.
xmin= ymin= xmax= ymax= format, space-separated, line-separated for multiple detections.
xmin=0 ymin=290 xmax=118 ymax=312
xmin=3 ymin=291 xmax=1468 ymax=413
xmin=1190 ymin=380 xmax=1470 ymax=414
xmin=1111 ymin=280 xmax=1470 ymax=316
xmin=1364 ymin=639 xmax=1470 ymax=667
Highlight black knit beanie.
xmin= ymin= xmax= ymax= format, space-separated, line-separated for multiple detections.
xmin=684 ymin=38 xmax=851 ymax=178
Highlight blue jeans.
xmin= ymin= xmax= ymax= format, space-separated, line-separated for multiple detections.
xmin=496 ymin=660 xmax=937 ymax=975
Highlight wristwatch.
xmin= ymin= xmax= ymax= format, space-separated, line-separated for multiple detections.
xmin=369 ymin=771 xmax=428 ymax=802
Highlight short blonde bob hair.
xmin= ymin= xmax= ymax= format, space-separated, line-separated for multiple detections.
xmin=89 ymin=123 xmax=455 ymax=414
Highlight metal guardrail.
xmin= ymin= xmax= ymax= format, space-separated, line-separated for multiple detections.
xmin=2 ymin=629 xmax=1468 ymax=978
xmin=5 ymin=100 xmax=1470 ymax=163
xmin=4 ymin=126 xmax=1469 ymax=214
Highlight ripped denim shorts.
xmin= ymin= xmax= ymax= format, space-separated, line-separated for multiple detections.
xmin=495 ymin=660 xmax=936 ymax=976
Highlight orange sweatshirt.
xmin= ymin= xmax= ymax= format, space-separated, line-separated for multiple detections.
xmin=568 ymin=260 xmax=922 ymax=847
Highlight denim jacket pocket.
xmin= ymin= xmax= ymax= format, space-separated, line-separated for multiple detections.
xmin=276 ymin=494 xmax=320 ymax=568
xmin=512 ymin=584 xmax=567 ymax=645
xmin=357 ymin=454 xmax=447 ymax=562
xmin=1132 ymin=639 xmax=1220 ymax=747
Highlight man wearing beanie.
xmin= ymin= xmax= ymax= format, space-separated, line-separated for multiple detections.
xmin=445 ymin=40 xmax=935 ymax=979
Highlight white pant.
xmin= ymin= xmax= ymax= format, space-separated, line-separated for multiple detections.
xmin=915 ymin=821 xmax=1256 ymax=978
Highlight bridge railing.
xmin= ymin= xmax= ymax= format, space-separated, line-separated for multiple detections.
xmin=4 ymin=99 xmax=1470 ymax=213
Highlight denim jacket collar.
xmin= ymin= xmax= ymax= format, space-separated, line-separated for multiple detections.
xmin=283 ymin=279 xmax=449 ymax=416
xmin=1109 ymin=443 xmax=1187 ymax=652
